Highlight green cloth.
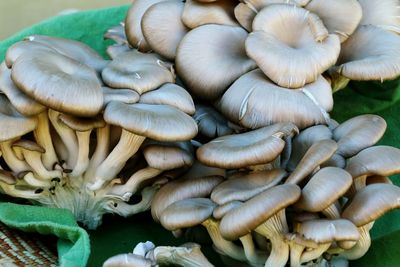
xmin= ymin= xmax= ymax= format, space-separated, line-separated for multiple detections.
xmin=0 ymin=202 xmax=90 ymax=267
xmin=1 ymin=5 xmax=400 ymax=267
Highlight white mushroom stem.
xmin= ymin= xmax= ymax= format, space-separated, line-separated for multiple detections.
xmin=18 ymin=149 xmax=61 ymax=180
xmin=84 ymin=125 xmax=110 ymax=181
xmin=201 ymin=219 xmax=247 ymax=262
xmin=300 ymin=243 xmax=331 ymax=264
xmin=70 ymin=130 xmax=91 ymax=178
xmin=48 ymin=110 xmax=78 ymax=168
xmin=322 ymin=203 xmax=341 ymax=219
xmin=21 ymin=172 xmax=51 ymax=188
xmin=0 ymin=141 xmax=30 ymax=173
xmin=106 ymin=167 xmax=162 ymax=200
xmin=255 ymin=209 xmax=289 ymax=267
xmin=34 ymin=111 xmax=58 ymax=169
xmin=239 ymin=233 xmax=268 ymax=265
xmin=337 ymin=223 xmax=373 ymax=260
xmin=89 ymin=129 xmax=146 ymax=191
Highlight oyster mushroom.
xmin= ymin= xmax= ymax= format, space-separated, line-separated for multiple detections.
xmin=193 ymin=104 xmax=234 ymax=138
xmin=358 ymin=0 xmax=400 ymax=34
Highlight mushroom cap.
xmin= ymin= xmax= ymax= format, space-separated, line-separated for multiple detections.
xmin=176 ymin=24 xmax=256 ymax=100
xmin=333 ymin=114 xmax=387 ymax=158
xmin=220 ymin=184 xmax=301 ymax=240
xmin=342 ymin=184 xmax=400 ymax=227
xmin=124 ymin=0 xmax=167 ymax=51
xmin=139 ymin=83 xmax=195 ymax=115
xmin=358 ymin=0 xmax=400 ymax=34
xmin=0 ymin=63 xmax=45 ymax=116
xmin=334 ymin=25 xmax=400 ymax=81
xmin=345 ymin=146 xmax=400 ymax=179
xmin=104 ymin=102 xmax=197 ymax=141
xmin=151 ymin=175 xmax=224 ymax=222
xmin=106 ymin=44 xmax=131 ymax=60
xmin=286 ymin=139 xmax=338 ymax=185
xmin=104 ymin=23 xmax=128 ymax=45
xmin=213 ymin=201 xmax=242 ymax=220
xmin=12 ymin=140 xmax=45 ymax=154
xmin=218 ymin=69 xmax=333 ymax=129
xmin=305 ymin=0 xmax=362 ymax=42
xmin=160 ymin=198 xmax=216 ymax=230
xmin=102 ymin=87 xmax=140 ymax=106
xmin=295 ymin=167 xmax=352 ymax=212
xmin=11 ymin=50 xmax=103 ymax=117
xmin=101 ymin=50 xmax=175 ymax=95
xmin=143 ymin=144 xmax=194 ymax=170
xmin=103 ymin=253 xmax=152 ymax=267
xmin=58 ymin=114 xmax=106 ymax=132
xmin=234 ymin=2 xmax=256 ymax=32
xmin=181 ymin=0 xmax=238 ymax=29
xmin=141 ymin=0 xmax=188 ymax=60
xmin=211 ymin=169 xmax=287 ymax=205
xmin=197 ymin=123 xmax=297 ymax=169
xmin=193 ymin=104 xmax=233 ymax=138
xmin=298 ymin=219 xmax=360 ymax=244
xmin=5 ymin=40 xmax=55 ymax=68
xmin=246 ymin=4 xmax=340 ymax=88
xmin=0 ymin=95 xmax=38 ymax=142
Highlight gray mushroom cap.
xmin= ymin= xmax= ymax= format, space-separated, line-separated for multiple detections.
xmin=143 ymin=143 xmax=194 ymax=170
xmin=193 ymin=104 xmax=233 ymax=138
xmin=213 ymin=201 xmax=242 ymax=220
xmin=5 ymin=40 xmax=55 ymax=68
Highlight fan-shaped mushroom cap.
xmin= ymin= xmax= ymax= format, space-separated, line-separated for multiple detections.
xmin=193 ymin=104 xmax=233 ymax=138
xmin=305 ymin=0 xmax=362 ymax=42
xmin=102 ymin=50 xmax=175 ymax=95
xmin=182 ymin=0 xmax=238 ymax=29
xmin=286 ymin=140 xmax=338 ymax=185
xmin=106 ymin=44 xmax=131 ymax=60
xmin=142 ymin=0 xmax=188 ymax=60
xmin=0 ymin=63 xmax=45 ymax=116
xmin=218 ymin=69 xmax=333 ymax=129
xmin=58 ymin=114 xmax=106 ymax=132
xmin=139 ymin=83 xmax=195 ymax=115
xmin=143 ymin=144 xmax=194 ymax=170
xmin=102 ymin=87 xmax=140 ymax=106
xmin=345 ymin=146 xmax=400 ymax=179
xmin=234 ymin=2 xmax=256 ymax=32
xmin=197 ymin=123 xmax=298 ymax=169
xmin=333 ymin=115 xmax=386 ymax=158
xmin=103 ymin=253 xmax=152 ymax=267
xmin=334 ymin=25 xmax=400 ymax=81
xmin=246 ymin=4 xmax=340 ymax=88
xmin=4 ymin=40 xmax=55 ymax=68
xmin=151 ymin=175 xmax=224 ymax=222
xmin=298 ymin=219 xmax=360 ymax=247
xmin=11 ymin=50 xmax=103 ymax=117
xmin=295 ymin=167 xmax=352 ymax=212
xmin=342 ymin=184 xmax=400 ymax=227
xmin=124 ymin=0 xmax=167 ymax=51
xmin=26 ymin=35 xmax=108 ymax=72
xmin=220 ymin=184 xmax=301 ymax=240
xmin=0 ymin=95 xmax=38 ymax=142
xmin=104 ymin=102 xmax=197 ymax=141
xmin=176 ymin=24 xmax=256 ymax=100
xmin=211 ymin=169 xmax=286 ymax=205
xmin=358 ymin=0 xmax=400 ymax=34
xmin=213 ymin=201 xmax=242 ymax=220
xmin=160 ymin=198 xmax=216 ymax=230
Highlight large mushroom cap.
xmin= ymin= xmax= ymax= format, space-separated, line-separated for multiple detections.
xmin=246 ymin=4 xmax=340 ymax=88
xmin=358 ymin=0 xmax=400 ymax=34
xmin=11 ymin=50 xmax=103 ymax=117
xmin=220 ymin=184 xmax=301 ymax=240
xmin=197 ymin=123 xmax=297 ymax=169
xmin=218 ymin=69 xmax=333 ymax=129
xmin=104 ymin=102 xmax=198 ymax=141
xmin=176 ymin=24 xmax=256 ymax=100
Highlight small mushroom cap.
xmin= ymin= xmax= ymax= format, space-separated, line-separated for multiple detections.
xmin=334 ymin=25 xmax=400 ymax=81
xmin=143 ymin=144 xmax=194 ymax=170
xmin=345 ymin=146 xmax=400 ymax=179
xmin=286 ymin=139 xmax=338 ymax=185
xmin=333 ymin=114 xmax=387 ymax=158
xmin=12 ymin=140 xmax=45 ymax=153
xmin=358 ymin=0 xmax=400 ymax=34
xmin=141 ymin=0 xmax=188 ymax=60
xmin=151 ymin=175 xmax=224 ymax=222
xmin=104 ymin=102 xmax=197 ymax=141
xmin=298 ymin=219 xmax=360 ymax=244
xmin=0 ymin=63 xmax=45 ymax=116
xmin=102 ymin=87 xmax=140 ymax=106
xmin=234 ymin=2 xmax=256 ymax=32
xmin=0 ymin=170 xmax=17 ymax=185
xmin=58 ymin=114 xmax=106 ymax=132
xmin=193 ymin=104 xmax=233 ymax=138
xmin=197 ymin=123 xmax=297 ymax=169
xmin=176 ymin=24 xmax=256 ymax=100
xmin=295 ymin=167 xmax=352 ymax=212
xmin=11 ymin=50 xmax=103 ymax=117
xmin=160 ymin=198 xmax=216 ymax=230
xmin=104 ymin=23 xmax=128 ymax=45
xmin=305 ymin=0 xmax=362 ymax=42
xmin=247 ymin=4 xmax=340 ymax=88
xmin=211 ymin=169 xmax=287 ymax=205
xmin=220 ymin=184 xmax=301 ymax=240
xmin=124 ymin=0 xmax=167 ymax=51
xmin=218 ymin=69 xmax=333 ymax=129
xmin=213 ymin=201 xmax=242 ymax=220
xmin=139 ymin=83 xmax=195 ymax=115
xmin=101 ymin=50 xmax=175 ymax=94
xmin=342 ymin=184 xmax=400 ymax=227
xmin=103 ymin=253 xmax=151 ymax=267
xmin=181 ymin=0 xmax=238 ymax=29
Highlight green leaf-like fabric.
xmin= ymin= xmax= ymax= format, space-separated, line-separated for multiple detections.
xmin=0 ymin=5 xmax=400 ymax=267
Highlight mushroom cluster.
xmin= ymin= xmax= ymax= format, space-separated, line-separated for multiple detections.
xmin=152 ymin=114 xmax=400 ymax=267
xmin=0 ymin=35 xmax=198 ymax=229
